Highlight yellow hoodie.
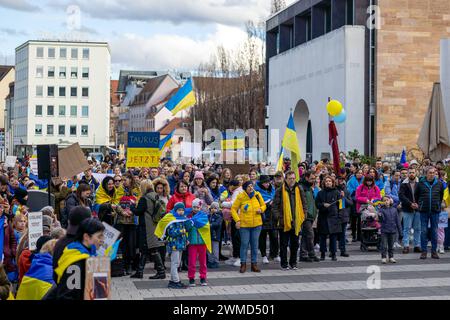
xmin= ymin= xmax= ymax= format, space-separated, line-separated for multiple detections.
xmin=231 ymin=191 xmax=266 ymax=228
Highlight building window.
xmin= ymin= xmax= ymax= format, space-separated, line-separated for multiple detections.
xmin=60 ymin=48 xmax=67 ymax=59
xmin=59 ymin=87 xmax=66 ymax=97
xmin=59 ymin=66 xmax=66 ymax=78
xmin=58 ymin=125 xmax=65 ymax=135
xmin=36 ymin=66 xmax=43 ymax=78
xmin=82 ymin=105 xmax=89 ymax=117
xmin=71 ymin=48 xmax=78 ymax=59
xmin=82 ymin=48 xmax=89 ymax=59
xmin=48 ymin=48 xmax=55 ymax=58
xmin=71 ymin=67 xmax=78 ymax=78
xmin=48 ymin=66 xmax=55 ymax=78
xmin=35 ymin=105 xmax=42 ymax=116
xmin=82 ymin=87 xmax=89 ymax=97
xmin=82 ymin=67 xmax=89 ymax=79
xmin=47 ymin=125 xmax=54 ymax=135
xmin=81 ymin=125 xmax=88 ymax=136
xmin=70 ymin=87 xmax=77 ymax=97
xmin=346 ymin=0 xmax=354 ymax=25
xmin=36 ymin=86 xmax=43 ymax=97
xmin=59 ymin=105 xmax=66 ymax=116
xmin=47 ymin=105 xmax=54 ymax=116
xmin=36 ymin=47 xmax=44 ymax=58
xmin=70 ymin=125 xmax=77 ymax=136
xmin=35 ymin=124 xmax=42 ymax=135
xmin=70 ymin=105 xmax=77 ymax=116
xmin=47 ymin=86 xmax=54 ymax=97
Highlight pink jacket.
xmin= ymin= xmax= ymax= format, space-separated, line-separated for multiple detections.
xmin=355 ymin=184 xmax=381 ymax=213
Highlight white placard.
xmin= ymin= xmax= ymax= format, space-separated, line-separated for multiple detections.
xmin=181 ymin=142 xmax=202 ymax=158
xmin=97 ymin=222 xmax=121 ymax=257
xmin=30 ymin=157 xmax=38 ymax=174
xmin=28 ymin=212 xmax=43 ymax=251
xmin=5 ymin=156 xmax=16 ymax=168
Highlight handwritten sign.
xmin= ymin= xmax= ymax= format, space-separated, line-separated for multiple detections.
xmin=97 ymin=222 xmax=121 ymax=257
xmin=126 ymin=132 xmax=160 ymax=168
xmin=28 ymin=212 xmax=43 ymax=251
xmin=84 ymin=257 xmax=111 ymax=300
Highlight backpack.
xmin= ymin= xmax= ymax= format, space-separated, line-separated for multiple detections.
xmin=148 ymin=194 xmax=166 ymax=224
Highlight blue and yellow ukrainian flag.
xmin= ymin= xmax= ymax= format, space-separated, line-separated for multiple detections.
xmin=221 ymin=132 xmax=245 ymax=150
xmin=54 ymin=242 xmax=96 ymax=284
xmin=338 ymin=198 xmax=346 ymax=210
xmin=276 ymin=146 xmax=284 ymax=172
xmin=159 ymin=130 xmax=175 ymax=151
xmin=165 ymin=78 xmax=196 ymax=115
xmin=16 ymin=253 xmax=55 ymax=300
xmin=281 ymin=114 xmax=301 ymax=181
xmin=443 ymin=181 xmax=450 ymax=207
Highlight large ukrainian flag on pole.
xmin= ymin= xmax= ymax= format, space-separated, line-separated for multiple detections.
xmin=159 ymin=130 xmax=175 ymax=152
xmin=165 ymin=78 xmax=196 ymax=116
xmin=281 ymin=113 xmax=301 ymax=181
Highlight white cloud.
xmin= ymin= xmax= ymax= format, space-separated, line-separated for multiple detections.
xmin=110 ymin=24 xmax=258 ymax=73
xmin=0 ymin=0 xmax=40 ymax=12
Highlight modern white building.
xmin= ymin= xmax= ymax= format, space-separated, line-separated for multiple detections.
xmin=13 ymin=40 xmax=111 ymax=154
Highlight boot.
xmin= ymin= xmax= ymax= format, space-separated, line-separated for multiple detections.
xmin=239 ymin=263 xmax=247 ymax=273
xmin=130 ymin=271 xmax=143 ymax=279
xmin=149 ymin=251 xmax=166 ymax=279
xmin=251 ymin=263 xmax=261 ymax=273
xmin=320 ymin=252 xmax=325 ymax=261
xmin=130 ymin=252 xmax=147 ymax=278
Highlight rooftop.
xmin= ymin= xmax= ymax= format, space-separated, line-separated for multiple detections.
xmin=15 ymin=39 xmax=110 ymax=51
xmin=0 ymin=65 xmax=14 ymax=82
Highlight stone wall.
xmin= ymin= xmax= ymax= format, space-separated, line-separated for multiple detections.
xmin=376 ymin=0 xmax=450 ymax=156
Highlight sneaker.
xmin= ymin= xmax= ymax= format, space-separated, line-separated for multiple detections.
xmin=189 ymin=279 xmax=196 ymax=287
xmin=314 ymin=244 xmax=320 ymax=251
xmin=393 ymin=242 xmax=402 ymax=249
xmin=389 ymin=258 xmax=397 ymax=263
xmin=420 ymin=252 xmax=427 ymax=259
xmin=438 ymin=247 xmax=445 ymax=254
xmin=232 ymin=258 xmax=241 ymax=267
xmin=200 ymin=278 xmax=208 ymax=286
xmin=168 ymin=281 xmax=187 ymax=289
xmin=381 ymin=258 xmax=387 ymax=264
xmin=274 ymin=256 xmax=281 ymax=262
xmin=226 ymin=241 xmax=232 ymax=246
xmin=281 ymin=266 xmax=290 ymax=271
xmin=290 ymin=265 xmax=298 ymax=270
xmin=262 ymin=256 xmax=270 ymax=264
xmin=225 ymin=258 xmax=236 ymax=265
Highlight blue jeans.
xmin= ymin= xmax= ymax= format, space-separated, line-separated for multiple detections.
xmin=420 ymin=212 xmax=439 ymax=253
xmin=239 ymin=226 xmax=262 ymax=264
xmin=402 ymin=211 xmax=421 ymax=248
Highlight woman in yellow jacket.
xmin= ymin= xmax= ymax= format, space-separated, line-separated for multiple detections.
xmin=231 ymin=181 xmax=266 ymax=273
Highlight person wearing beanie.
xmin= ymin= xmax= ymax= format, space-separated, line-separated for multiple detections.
xmin=190 ymin=171 xmax=213 ymax=211
xmin=231 ymin=181 xmax=266 ymax=273
xmin=254 ymin=175 xmax=278 ymax=264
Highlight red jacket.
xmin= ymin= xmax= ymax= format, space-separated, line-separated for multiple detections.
xmin=166 ymin=191 xmax=195 ymax=212
xmin=355 ymin=184 xmax=381 ymax=213
xmin=2 ymin=223 xmax=17 ymax=273
xmin=18 ymin=249 xmax=32 ymax=284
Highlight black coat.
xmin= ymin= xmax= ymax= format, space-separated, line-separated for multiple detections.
xmin=315 ymin=188 xmax=342 ymax=235
xmin=337 ymin=186 xmax=353 ymax=224
xmin=415 ymin=178 xmax=444 ymax=213
xmin=399 ymin=180 xmax=418 ymax=212
xmin=61 ymin=193 xmax=79 ymax=229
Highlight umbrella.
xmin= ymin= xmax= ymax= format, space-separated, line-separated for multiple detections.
xmin=417 ymin=83 xmax=450 ymax=161
xmin=329 ymin=120 xmax=340 ymax=174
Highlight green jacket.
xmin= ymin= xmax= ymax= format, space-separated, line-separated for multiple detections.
xmin=299 ymin=183 xmax=318 ymax=221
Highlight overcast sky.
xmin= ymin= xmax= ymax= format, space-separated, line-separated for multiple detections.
xmin=0 ymin=0 xmax=296 ymax=78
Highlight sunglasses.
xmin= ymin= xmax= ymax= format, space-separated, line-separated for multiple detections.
xmin=114 ymin=179 xmax=122 ymax=182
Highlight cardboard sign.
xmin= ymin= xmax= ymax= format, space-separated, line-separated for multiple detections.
xmin=5 ymin=156 xmax=16 ymax=168
xmin=126 ymin=132 xmax=160 ymax=168
xmin=58 ymin=143 xmax=90 ymax=179
xmin=84 ymin=257 xmax=111 ymax=300
xmin=97 ymin=222 xmax=121 ymax=257
xmin=28 ymin=212 xmax=43 ymax=251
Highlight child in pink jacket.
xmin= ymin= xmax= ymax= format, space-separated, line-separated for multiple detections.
xmin=355 ymin=175 xmax=381 ymax=213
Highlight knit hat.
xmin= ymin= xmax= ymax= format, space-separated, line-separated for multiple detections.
xmin=42 ymin=215 xmax=53 ymax=233
xmin=24 ymin=180 xmax=35 ymax=189
xmin=67 ymin=206 xmax=92 ymax=235
xmin=259 ymin=175 xmax=271 ymax=184
xmin=242 ymin=181 xmax=253 ymax=191
xmin=210 ymin=202 xmax=219 ymax=210
xmin=35 ymin=235 xmax=52 ymax=253
xmin=229 ymin=180 xmax=240 ymax=187
xmin=222 ymin=201 xmax=232 ymax=209
xmin=194 ymin=171 xmax=204 ymax=180
xmin=192 ymin=198 xmax=203 ymax=208
xmin=173 ymin=202 xmax=185 ymax=212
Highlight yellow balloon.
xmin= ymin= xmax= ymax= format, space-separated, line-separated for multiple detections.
xmin=326 ymin=100 xmax=343 ymax=116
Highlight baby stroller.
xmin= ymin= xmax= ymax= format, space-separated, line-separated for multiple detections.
xmin=359 ymin=204 xmax=381 ymax=252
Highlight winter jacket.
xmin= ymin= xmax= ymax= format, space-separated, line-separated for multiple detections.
xmin=315 ymin=187 xmax=342 ymax=235
xmin=272 ymin=182 xmax=308 ymax=231
xmin=399 ymin=178 xmax=419 ymax=212
xmin=131 ymin=192 xmax=165 ymax=250
xmin=166 ymin=191 xmax=196 ymax=212
xmin=80 ymin=176 xmax=99 ymax=193
xmin=209 ymin=211 xmax=223 ymax=242
xmin=2 ymin=221 xmax=17 ymax=273
xmin=385 ymin=178 xmax=401 ymax=207
xmin=415 ymin=177 xmax=444 ymax=213
xmin=254 ymin=182 xmax=276 ymax=229
xmin=347 ymin=175 xmax=363 ymax=198
xmin=378 ymin=206 xmax=402 ymax=234
xmin=61 ymin=193 xmax=79 ymax=228
xmin=166 ymin=220 xmax=190 ymax=252
xmin=186 ymin=212 xmax=206 ymax=245
xmin=355 ymin=185 xmax=381 ymax=213
xmin=231 ymin=191 xmax=266 ymax=228
xmin=337 ymin=185 xmax=353 ymax=224
xmin=299 ymin=180 xmax=318 ymax=222
xmin=375 ymin=178 xmax=385 ymax=192
xmin=167 ymin=175 xmax=178 ymax=195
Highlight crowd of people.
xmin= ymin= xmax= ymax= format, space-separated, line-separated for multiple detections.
xmin=0 ymin=153 xmax=449 ymax=298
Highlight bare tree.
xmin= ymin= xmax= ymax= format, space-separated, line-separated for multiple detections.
xmin=271 ymin=0 xmax=287 ymax=14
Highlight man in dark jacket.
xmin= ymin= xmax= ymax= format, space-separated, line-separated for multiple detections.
xmin=299 ymin=171 xmax=320 ymax=262
xmin=272 ymin=171 xmax=308 ymax=270
xmin=336 ymin=176 xmax=353 ymax=257
xmin=415 ymin=167 xmax=444 ymax=259
xmin=398 ymin=168 xmax=421 ymax=253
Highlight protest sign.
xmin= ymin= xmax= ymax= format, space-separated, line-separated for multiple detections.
xmin=5 ymin=156 xmax=16 ymax=168
xmin=58 ymin=143 xmax=90 ymax=179
xmin=28 ymin=212 xmax=43 ymax=251
xmin=84 ymin=256 xmax=111 ymax=300
xmin=126 ymin=132 xmax=161 ymax=168
xmin=97 ymin=222 xmax=121 ymax=257
xmin=30 ymin=156 xmax=38 ymax=174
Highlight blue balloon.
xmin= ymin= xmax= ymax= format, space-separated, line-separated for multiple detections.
xmin=333 ymin=109 xmax=346 ymax=123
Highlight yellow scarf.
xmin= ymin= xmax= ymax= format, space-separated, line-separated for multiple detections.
xmin=282 ymin=184 xmax=305 ymax=236
xmin=94 ymin=184 xmax=122 ymax=205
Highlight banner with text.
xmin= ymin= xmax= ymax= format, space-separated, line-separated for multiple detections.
xmin=126 ymin=132 xmax=161 ymax=168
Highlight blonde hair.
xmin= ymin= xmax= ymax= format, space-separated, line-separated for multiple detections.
xmin=13 ymin=213 xmax=27 ymax=226
xmin=40 ymin=239 xmax=57 ymax=255
xmin=140 ymin=179 xmax=154 ymax=196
